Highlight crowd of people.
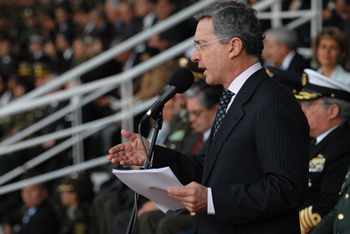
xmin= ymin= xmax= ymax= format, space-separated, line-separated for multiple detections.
xmin=1 ymin=0 xmax=350 ymax=234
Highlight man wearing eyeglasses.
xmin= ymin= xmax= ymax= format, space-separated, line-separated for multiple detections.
xmin=108 ymin=2 xmax=309 ymax=233
xmin=295 ymin=69 xmax=350 ymax=233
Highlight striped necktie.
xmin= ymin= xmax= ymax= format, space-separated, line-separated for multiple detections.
xmin=213 ymin=90 xmax=234 ymax=138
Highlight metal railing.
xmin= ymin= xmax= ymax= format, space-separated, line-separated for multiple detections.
xmin=0 ymin=0 xmax=322 ymax=195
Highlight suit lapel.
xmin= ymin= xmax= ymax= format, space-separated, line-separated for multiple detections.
xmin=202 ymin=68 xmax=267 ymax=185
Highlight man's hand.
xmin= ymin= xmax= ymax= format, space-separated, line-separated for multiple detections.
xmin=107 ymin=129 xmax=149 ymax=166
xmin=168 ymin=182 xmax=208 ymax=212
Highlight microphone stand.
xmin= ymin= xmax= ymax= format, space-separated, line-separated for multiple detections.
xmin=125 ymin=110 xmax=163 ymax=234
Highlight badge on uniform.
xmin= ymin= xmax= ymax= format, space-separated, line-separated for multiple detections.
xmin=309 ymin=155 xmax=326 ymax=172
xmin=168 ymin=130 xmax=185 ymax=141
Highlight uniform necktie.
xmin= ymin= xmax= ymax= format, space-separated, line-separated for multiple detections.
xmin=213 ymin=90 xmax=234 ymax=138
xmin=309 ymin=138 xmax=316 ymax=151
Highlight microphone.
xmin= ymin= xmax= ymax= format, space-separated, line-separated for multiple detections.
xmin=140 ymin=68 xmax=194 ymax=124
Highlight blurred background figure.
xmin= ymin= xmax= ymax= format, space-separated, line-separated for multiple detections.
xmin=0 ymin=37 xmax=19 ymax=82
xmin=323 ymin=0 xmax=350 ymax=36
xmin=263 ymin=27 xmax=309 ymax=74
xmin=113 ymin=2 xmax=143 ymax=45
xmin=311 ymin=27 xmax=350 ymax=86
xmin=85 ymin=8 xmax=115 ymax=51
xmin=57 ymin=172 xmax=94 ymax=234
xmin=1 ymin=170 xmax=59 ymax=234
xmin=54 ymin=5 xmax=77 ymax=44
xmin=28 ymin=34 xmax=51 ymax=65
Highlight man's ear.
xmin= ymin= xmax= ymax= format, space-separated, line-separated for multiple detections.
xmin=228 ymin=37 xmax=243 ymax=59
xmin=328 ymin=104 xmax=340 ymax=120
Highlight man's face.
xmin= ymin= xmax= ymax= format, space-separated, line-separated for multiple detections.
xmin=21 ymin=184 xmax=48 ymax=208
xmin=60 ymin=191 xmax=77 ymax=207
xmin=187 ymin=97 xmax=217 ymax=133
xmin=336 ymin=0 xmax=350 ymax=20
xmin=301 ymin=99 xmax=331 ymax=138
xmin=135 ymin=0 xmax=154 ymax=18
xmin=156 ymin=0 xmax=176 ymax=20
xmin=191 ymin=18 xmax=228 ymax=87
xmin=263 ymin=34 xmax=286 ymax=68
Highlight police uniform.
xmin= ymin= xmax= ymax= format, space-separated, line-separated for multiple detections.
xmin=312 ymin=166 xmax=350 ymax=234
xmin=162 ymin=57 xmax=204 ymax=151
xmin=163 ymin=109 xmax=194 ymax=151
xmin=58 ymin=173 xmax=94 ymax=234
xmin=295 ymin=69 xmax=350 ymax=233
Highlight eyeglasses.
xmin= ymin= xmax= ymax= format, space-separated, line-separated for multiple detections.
xmin=189 ymin=109 xmax=204 ymax=118
xmin=194 ymin=38 xmax=229 ymax=51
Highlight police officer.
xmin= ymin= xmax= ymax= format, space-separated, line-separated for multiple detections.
xmin=58 ymin=173 xmax=94 ymax=234
xmin=312 ymin=165 xmax=350 ymax=233
xmin=295 ymin=69 xmax=350 ymax=233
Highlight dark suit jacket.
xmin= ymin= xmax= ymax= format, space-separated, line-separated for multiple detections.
xmin=181 ymin=132 xmax=206 ymax=155
xmin=19 ymin=200 xmax=58 ymax=234
xmin=300 ymin=122 xmax=350 ymax=218
xmin=288 ymin=52 xmax=310 ymax=74
xmin=153 ymin=68 xmax=310 ymax=233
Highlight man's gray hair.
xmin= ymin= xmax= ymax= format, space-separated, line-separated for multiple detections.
xmin=194 ymin=1 xmax=264 ymax=58
xmin=265 ymin=27 xmax=299 ymax=51
xmin=323 ymin=97 xmax=350 ymax=122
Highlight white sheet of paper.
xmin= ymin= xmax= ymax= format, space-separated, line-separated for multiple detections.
xmin=112 ymin=167 xmax=185 ymax=213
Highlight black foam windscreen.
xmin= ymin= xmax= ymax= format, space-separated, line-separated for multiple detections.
xmin=169 ymin=68 xmax=195 ymax=93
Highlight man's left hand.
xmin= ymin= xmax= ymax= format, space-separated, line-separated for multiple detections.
xmin=168 ymin=182 xmax=207 ymax=212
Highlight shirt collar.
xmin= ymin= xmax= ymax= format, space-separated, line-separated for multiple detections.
xmin=203 ymin=128 xmax=211 ymax=142
xmin=315 ymin=124 xmax=341 ymax=144
xmin=281 ymin=50 xmax=295 ymax=70
xmin=227 ymin=62 xmax=262 ymax=95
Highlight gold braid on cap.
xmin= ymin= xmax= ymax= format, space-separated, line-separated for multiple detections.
xmin=295 ymin=92 xmax=319 ymax=100
xmin=58 ymin=184 xmax=74 ymax=192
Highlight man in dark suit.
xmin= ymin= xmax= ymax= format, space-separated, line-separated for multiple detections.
xmin=263 ymin=27 xmax=310 ymax=74
xmin=108 ymin=2 xmax=309 ymax=233
xmin=295 ymin=69 xmax=350 ymax=233
xmin=2 ymin=172 xmax=59 ymax=234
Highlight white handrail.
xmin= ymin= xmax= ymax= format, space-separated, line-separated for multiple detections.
xmin=0 ymin=156 xmax=109 ymax=195
xmin=0 ymin=97 xmax=158 ymax=156
xmin=0 ymin=97 xmax=158 ymax=185
xmin=0 ymin=0 xmax=323 ymax=195
xmin=0 ymin=37 xmax=194 ymax=119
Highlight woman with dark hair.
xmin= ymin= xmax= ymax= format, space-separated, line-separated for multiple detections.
xmin=312 ymin=27 xmax=350 ymax=86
